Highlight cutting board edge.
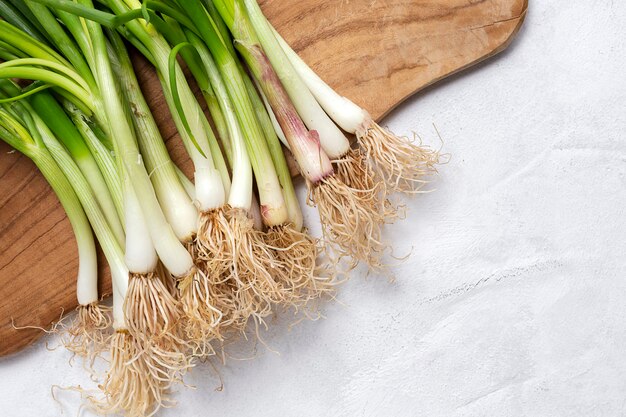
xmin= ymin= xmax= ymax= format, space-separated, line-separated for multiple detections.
xmin=376 ymin=0 xmax=529 ymax=122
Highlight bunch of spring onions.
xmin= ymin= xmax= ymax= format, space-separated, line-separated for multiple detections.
xmin=0 ymin=0 xmax=439 ymax=415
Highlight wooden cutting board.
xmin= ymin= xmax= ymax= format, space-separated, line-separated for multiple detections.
xmin=0 ymin=0 xmax=527 ymax=356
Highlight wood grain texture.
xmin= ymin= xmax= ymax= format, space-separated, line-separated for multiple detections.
xmin=0 ymin=0 xmax=527 ymax=357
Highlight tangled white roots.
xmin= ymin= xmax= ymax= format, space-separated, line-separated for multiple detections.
xmin=223 ymin=208 xmax=282 ymax=332
xmin=124 ymin=273 xmax=190 ymax=375
xmin=91 ymin=331 xmax=185 ymax=417
xmin=177 ymin=266 xmax=223 ymax=355
xmin=309 ymin=174 xmax=390 ymax=271
xmin=264 ymin=224 xmax=336 ymax=309
xmin=193 ymin=207 xmax=252 ymax=339
xmin=334 ymin=147 xmax=404 ymax=224
xmin=61 ymin=303 xmax=112 ymax=364
xmin=196 ymin=208 xmax=232 ymax=280
xmin=357 ymin=120 xmax=440 ymax=194
xmin=194 ymin=207 xmax=286 ymax=338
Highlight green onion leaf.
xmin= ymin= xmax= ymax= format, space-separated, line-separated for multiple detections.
xmin=168 ymin=42 xmax=207 ymax=158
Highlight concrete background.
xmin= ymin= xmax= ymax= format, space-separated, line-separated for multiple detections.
xmin=1 ymin=1 xmax=625 ymax=416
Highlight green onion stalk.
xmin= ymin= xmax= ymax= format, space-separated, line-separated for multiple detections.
xmin=0 ymin=0 xmax=48 ymax=42
xmin=116 ymin=0 xmax=284 ymax=332
xmin=0 ymin=91 xmax=111 ymax=360
xmin=224 ymin=0 xmax=395 ymax=206
xmin=212 ymin=0 xmax=391 ymax=271
xmin=0 ymin=6 xmax=122 ymax=211
xmin=158 ymin=15 xmax=269 ymax=232
xmin=160 ymin=14 xmax=233 ymax=162
xmin=92 ymin=0 xmax=235 ymax=348
xmin=174 ymin=0 xmax=334 ymax=329
xmin=170 ymin=25 xmax=267 ymax=338
xmin=30 ymin=112 xmax=125 ymax=363
xmin=10 ymin=2 xmax=193 ymax=412
xmin=109 ymin=0 xmax=231 ymax=208
xmin=183 ymin=27 xmax=333 ymax=315
xmin=29 ymin=91 xmax=126 ymax=244
xmin=175 ymin=164 xmax=196 ymax=200
xmin=200 ymin=0 xmax=303 ymax=231
xmin=108 ymin=28 xmax=226 ymax=353
xmin=266 ymin=23 xmax=441 ymax=195
xmin=108 ymin=30 xmax=198 ymax=257
xmin=62 ymin=100 xmax=123 ymax=218
xmin=242 ymin=77 xmax=337 ymax=308
xmin=74 ymin=4 xmax=192 ymax=406
xmin=0 ymin=20 xmax=96 ymax=117
xmin=0 ymin=30 xmax=120 ymax=360
xmin=20 ymin=1 xmax=125 ymax=215
xmin=253 ymin=79 xmax=288 ymax=146
xmin=156 ymin=15 xmax=260 ymax=234
xmin=176 ymin=2 xmax=281 ymax=331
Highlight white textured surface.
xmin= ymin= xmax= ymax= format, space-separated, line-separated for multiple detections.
xmin=1 ymin=1 xmax=625 ymax=416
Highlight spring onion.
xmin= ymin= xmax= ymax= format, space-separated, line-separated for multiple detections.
xmin=0 ymin=93 xmax=106 ymax=358
xmin=0 ymin=0 xmax=442 ymax=413
xmin=212 ymin=0 xmax=391 ymax=270
xmin=264 ymin=9 xmax=440 ymax=194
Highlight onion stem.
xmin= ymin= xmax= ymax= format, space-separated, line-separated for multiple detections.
xmin=63 ymin=101 xmax=124 ymax=221
xmin=177 ymin=0 xmax=287 ymax=224
xmin=266 ymin=14 xmax=441 ymax=194
xmin=242 ymin=72 xmax=303 ymax=230
xmin=0 ymin=106 xmax=99 ymax=306
xmin=109 ymin=29 xmax=199 ymax=242
xmin=108 ymin=0 xmax=230 ymax=211
xmin=213 ymin=0 xmax=333 ymax=184
xmin=24 ymin=2 xmax=98 ymax=90
xmin=33 ymin=114 xmax=129 ymax=300
xmin=225 ymin=0 xmax=351 ymax=159
xmin=80 ymin=0 xmax=194 ymax=277
xmin=28 ymin=90 xmax=125 ymax=245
